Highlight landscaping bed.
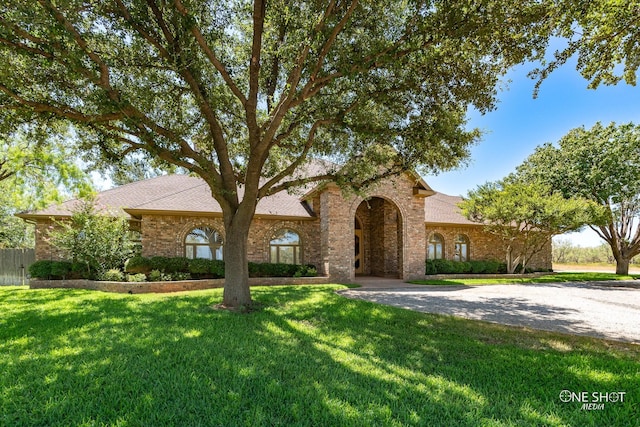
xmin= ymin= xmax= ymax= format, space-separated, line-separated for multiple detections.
xmin=29 ymin=256 xmax=319 ymax=282
xmin=30 ymin=276 xmax=329 ymax=293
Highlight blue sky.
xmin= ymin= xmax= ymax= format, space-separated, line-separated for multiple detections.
xmin=426 ymin=58 xmax=640 ymax=247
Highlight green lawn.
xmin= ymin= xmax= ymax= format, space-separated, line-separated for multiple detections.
xmin=410 ymin=272 xmax=640 ymax=286
xmin=1 ymin=285 xmax=638 ymax=426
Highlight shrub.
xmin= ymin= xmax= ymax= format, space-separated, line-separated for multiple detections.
xmin=148 ymin=269 xmax=163 ymax=282
xmin=209 ymin=260 xmax=225 ymax=278
xmin=469 ymin=260 xmax=486 ymax=274
xmin=126 ymin=273 xmax=147 ymax=282
xmin=188 ymin=258 xmax=210 ymax=275
xmin=125 ymin=256 xmax=152 ymax=274
xmin=425 ymin=259 xmax=437 ymax=275
xmin=172 ymin=272 xmax=191 ymax=281
xmin=294 ymin=264 xmax=318 ymax=277
xmin=100 ymin=269 xmax=125 ymax=282
xmin=47 ymin=199 xmax=136 ymax=277
xmin=425 ymin=259 xmax=507 ymax=275
xmin=165 ymin=257 xmax=190 ymax=274
xmin=248 ymin=262 xmax=317 ymax=278
xmin=29 ymin=260 xmax=53 ymax=279
xmin=49 ymin=261 xmax=72 ymax=279
xmin=71 ymin=262 xmax=90 ymax=279
xmin=149 ymin=256 xmax=168 ymax=272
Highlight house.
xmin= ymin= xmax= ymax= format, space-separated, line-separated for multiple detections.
xmin=18 ymin=172 xmax=552 ymax=281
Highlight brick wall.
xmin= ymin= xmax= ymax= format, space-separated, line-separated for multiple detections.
xmin=425 ymin=224 xmax=552 ymax=270
xmin=320 ymin=173 xmax=427 ymax=282
xmin=33 ymin=220 xmax=67 ymax=261
xmin=140 ymin=214 xmax=322 ymax=268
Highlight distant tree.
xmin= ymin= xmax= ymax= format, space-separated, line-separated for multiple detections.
xmin=552 ymin=237 xmax=573 ymax=264
xmin=518 ymin=122 xmax=640 ymax=275
xmin=460 ymin=180 xmax=602 ymax=273
xmin=533 ymin=0 xmax=640 ymax=91
xmin=0 ymin=0 xmax=554 ymax=308
xmin=0 ymin=130 xmax=93 ymax=249
xmin=0 ymin=193 xmax=33 ymax=249
xmin=0 ymin=131 xmax=93 ymax=206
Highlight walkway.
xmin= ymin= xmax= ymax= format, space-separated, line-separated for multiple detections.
xmin=339 ymin=277 xmax=640 ymax=344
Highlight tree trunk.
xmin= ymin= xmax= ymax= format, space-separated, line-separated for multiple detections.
xmin=221 ymin=210 xmax=254 ymax=309
xmin=615 ymin=257 xmax=630 ymax=275
xmin=505 ymin=245 xmax=520 ymax=274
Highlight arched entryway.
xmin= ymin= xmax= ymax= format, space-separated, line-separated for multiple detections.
xmin=354 ymin=197 xmax=403 ymax=278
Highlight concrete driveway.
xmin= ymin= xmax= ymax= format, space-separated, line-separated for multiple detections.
xmin=339 ymin=278 xmax=640 ymax=344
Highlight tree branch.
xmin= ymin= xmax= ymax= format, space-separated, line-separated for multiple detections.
xmin=246 ymin=0 xmax=265 ymax=148
xmin=39 ymin=0 xmax=113 ymax=90
xmin=172 ymin=0 xmax=247 ymax=107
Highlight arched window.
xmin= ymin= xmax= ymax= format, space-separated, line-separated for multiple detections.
xmin=270 ymin=229 xmax=301 ymax=264
xmin=454 ymin=234 xmax=469 ymax=262
xmin=427 ymin=233 xmax=444 ymax=260
xmin=185 ymin=227 xmax=223 ymax=260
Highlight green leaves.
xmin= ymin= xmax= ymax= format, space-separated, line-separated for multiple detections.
xmin=534 ymin=0 xmax=640 ymax=90
xmin=0 ymin=0 xmax=554 ymax=197
xmin=47 ymin=198 xmax=137 ymax=277
xmin=516 ymin=121 xmax=640 ymax=273
xmin=460 ymin=180 xmax=601 ymax=273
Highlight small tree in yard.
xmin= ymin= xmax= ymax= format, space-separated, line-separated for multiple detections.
xmin=48 ymin=200 xmax=136 ymax=278
xmin=518 ymin=122 xmax=640 ymax=275
xmin=0 ymin=0 xmax=555 ymax=308
xmin=460 ymin=180 xmax=603 ymax=274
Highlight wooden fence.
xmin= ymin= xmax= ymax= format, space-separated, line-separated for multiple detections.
xmin=0 ymin=248 xmax=35 ymax=285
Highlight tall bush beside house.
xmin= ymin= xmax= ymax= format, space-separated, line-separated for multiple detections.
xmin=47 ymin=199 xmax=136 ymax=278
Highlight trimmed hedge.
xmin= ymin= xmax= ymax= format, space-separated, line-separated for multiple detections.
xmin=32 ymin=256 xmax=317 ymax=280
xmin=425 ymin=259 xmax=507 ymax=275
xmin=29 ymin=260 xmax=89 ymax=279
xmin=124 ymin=256 xmax=316 ymax=279
xmin=248 ymin=262 xmax=317 ymax=278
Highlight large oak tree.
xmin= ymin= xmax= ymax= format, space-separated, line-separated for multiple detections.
xmin=534 ymin=0 xmax=640 ymax=92
xmin=0 ymin=0 xmax=553 ymax=308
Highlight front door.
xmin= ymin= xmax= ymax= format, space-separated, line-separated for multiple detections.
xmin=354 ymin=229 xmax=363 ymax=274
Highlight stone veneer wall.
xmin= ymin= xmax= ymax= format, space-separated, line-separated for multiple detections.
xmin=425 ymin=224 xmax=552 ymax=270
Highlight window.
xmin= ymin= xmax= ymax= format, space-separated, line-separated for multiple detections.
xmin=270 ymin=229 xmax=301 ymax=264
xmin=185 ymin=227 xmax=223 ymax=260
xmin=428 ymin=234 xmax=444 ymax=260
xmin=454 ymin=234 xmax=469 ymax=262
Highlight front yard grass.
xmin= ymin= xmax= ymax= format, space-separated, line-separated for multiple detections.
xmin=1 ymin=285 xmax=638 ymax=426
xmin=410 ymin=272 xmax=640 ymax=286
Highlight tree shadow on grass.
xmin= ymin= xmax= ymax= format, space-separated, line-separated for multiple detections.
xmin=0 ymin=285 xmax=638 ymax=426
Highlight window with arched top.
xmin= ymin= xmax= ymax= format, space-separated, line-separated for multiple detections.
xmin=427 ymin=233 xmax=444 ymax=260
xmin=270 ymin=229 xmax=301 ymax=264
xmin=454 ymin=234 xmax=469 ymax=262
xmin=185 ymin=227 xmax=223 ymax=260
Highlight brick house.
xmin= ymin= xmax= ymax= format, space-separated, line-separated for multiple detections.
xmin=18 ymin=172 xmax=551 ymax=281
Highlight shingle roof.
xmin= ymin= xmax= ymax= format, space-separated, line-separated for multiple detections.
xmin=19 ymin=174 xmax=314 ymax=219
xmin=424 ymin=192 xmax=476 ymax=225
xmin=19 ymin=173 xmax=473 ymax=226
